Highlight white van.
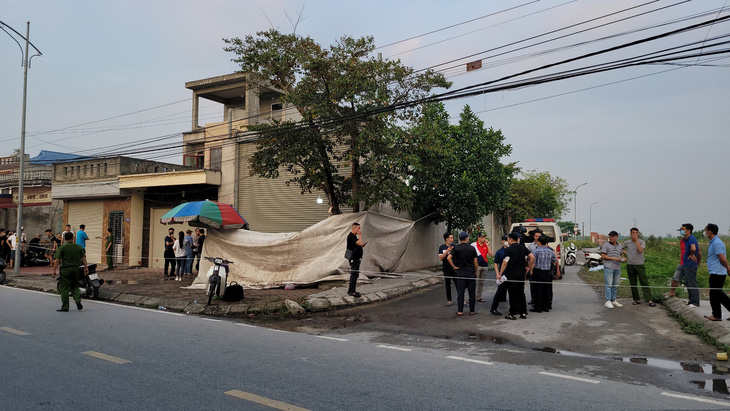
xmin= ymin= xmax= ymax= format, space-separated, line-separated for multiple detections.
xmin=509 ymin=218 xmax=565 ymax=277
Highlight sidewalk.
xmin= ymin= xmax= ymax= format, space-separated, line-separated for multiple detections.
xmin=663 ymin=295 xmax=730 ymax=348
xmin=0 ymin=265 xmax=441 ymax=317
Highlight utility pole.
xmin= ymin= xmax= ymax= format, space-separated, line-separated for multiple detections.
xmin=1 ymin=20 xmax=42 ymax=275
xmin=573 ymin=182 xmax=587 ymax=236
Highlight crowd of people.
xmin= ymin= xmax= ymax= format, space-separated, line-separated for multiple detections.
xmin=163 ymin=227 xmax=205 ymax=281
xmin=431 ymin=222 xmax=730 ymax=320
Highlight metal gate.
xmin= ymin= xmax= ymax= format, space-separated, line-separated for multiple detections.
xmin=108 ymin=210 xmax=124 ymax=265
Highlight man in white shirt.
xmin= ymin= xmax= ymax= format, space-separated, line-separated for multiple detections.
xmin=8 ymin=231 xmax=17 ymax=268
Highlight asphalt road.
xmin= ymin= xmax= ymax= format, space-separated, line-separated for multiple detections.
xmin=3 ymin=278 xmax=730 ymax=410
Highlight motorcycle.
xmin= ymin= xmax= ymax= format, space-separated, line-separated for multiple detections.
xmin=204 ymin=256 xmax=233 ymax=305
xmin=565 ymin=243 xmax=577 ymax=266
xmin=57 ymin=263 xmax=103 ymax=300
xmin=584 ymin=250 xmax=603 ymax=267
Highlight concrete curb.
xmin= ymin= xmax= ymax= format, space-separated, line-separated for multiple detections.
xmin=663 ymin=296 xmax=730 ymax=348
xmin=305 ymin=274 xmax=442 ymax=312
xmin=3 ymin=272 xmax=443 ymax=317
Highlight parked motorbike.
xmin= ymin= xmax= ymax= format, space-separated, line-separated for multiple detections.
xmin=22 ymin=246 xmax=51 ymax=267
xmin=57 ymin=263 xmax=103 ymax=299
xmin=584 ymin=250 xmax=603 ymax=267
xmin=565 ymin=243 xmax=577 ymax=266
xmin=0 ymin=257 xmax=6 ymax=284
xmin=204 ymin=256 xmax=232 ymax=305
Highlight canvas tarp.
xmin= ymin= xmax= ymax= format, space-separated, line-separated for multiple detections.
xmin=190 ymin=211 xmax=443 ymax=289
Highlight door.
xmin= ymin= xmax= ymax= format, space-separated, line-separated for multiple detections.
xmin=68 ymin=200 xmax=103 ymax=265
xmin=108 ymin=210 xmax=124 ymax=264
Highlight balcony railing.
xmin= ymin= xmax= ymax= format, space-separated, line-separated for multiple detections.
xmin=0 ymin=169 xmax=52 ymax=183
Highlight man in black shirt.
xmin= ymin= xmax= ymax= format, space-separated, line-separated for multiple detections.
xmin=498 ymin=232 xmax=535 ymax=320
xmin=195 ymin=228 xmax=206 ymax=273
xmin=447 ymin=232 xmax=479 ymax=315
xmin=346 ymin=222 xmax=365 ymax=297
xmin=438 ymin=233 xmax=456 ymax=306
xmin=164 ymin=228 xmax=176 ymax=278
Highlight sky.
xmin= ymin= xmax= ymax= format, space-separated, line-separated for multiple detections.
xmin=1 ymin=0 xmax=729 ymax=236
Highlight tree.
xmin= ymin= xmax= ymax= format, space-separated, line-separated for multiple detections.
xmin=557 ymin=221 xmax=579 ymax=236
xmin=409 ymin=103 xmax=512 ymax=231
xmin=505 ymin=170 xmax=570 ymax=224
xmin=223 ymin=30 xmax=449 ymax=214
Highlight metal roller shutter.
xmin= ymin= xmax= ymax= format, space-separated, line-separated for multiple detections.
xmin=67 ymin=200 xmax=103 ymax=265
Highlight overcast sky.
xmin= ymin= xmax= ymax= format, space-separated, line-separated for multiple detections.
xmin=2 ymin=0 xmax=729 ymax=236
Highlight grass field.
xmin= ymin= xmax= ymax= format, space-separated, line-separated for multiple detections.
xmin=578 ymin=235 xmax=726 ymax=302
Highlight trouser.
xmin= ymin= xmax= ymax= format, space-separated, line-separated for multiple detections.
xmin=627 ymin=264 xmax=651 ymax=301
xmin=195 ymin=252 xmax=202 ymax=273
xmin=164 ymin=249 xmax=176 ymax=276
xmin=185 ymin=255 xmax=194 ymax=274
xmin=58 ymin=267 xmax=81 ymax=310
xmin=491 ymin=282 xmax=508 ymax=311
xmin=106 ymin=251 xmax=114 ymax=270
xmin=685 ymin=265 xmax=700 ymax=306
xmin=476 ymin=266 xmax=488 ymax=300
xmin=532 ymin=269 xmax=551 ymax=311
xmin=529 ymin=274 xmax=537 ymax=304
xmin=604 ymin=268 xmax=621 ymax=301
xmin=175 ymin=257 xmax=185 ymax=277
xmin=456 ymin=276 xmax=476 ymax=313
xmin=443 ymin=270 xmax=456 ymax=301
xmin=348 ymin=259 xmax=361 ymax=294
xmin=709 ymin=274 xmax=730 ymax=319
xmin=506 ymin=281 xmax=526 ymax=315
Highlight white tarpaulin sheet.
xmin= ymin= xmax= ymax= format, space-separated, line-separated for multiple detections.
xmin=191 ymin=211 xmax=442 ymax=289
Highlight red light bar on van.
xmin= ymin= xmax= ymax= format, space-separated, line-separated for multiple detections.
xmin=525 ymin=218 xmax=555 ymax=222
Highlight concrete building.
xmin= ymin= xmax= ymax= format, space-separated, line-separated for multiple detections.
xmin=51 ymin=156 xmax=217 ymax=267
xmin=182 ymin=72 xmax=337 ymax=233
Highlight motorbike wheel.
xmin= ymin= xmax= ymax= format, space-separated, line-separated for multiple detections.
xmin=588 ymin=259 xmax=599 ymax=268
xmin=207 ymin=277 xmax=218 ymax=306
xmin=0 ymin=270 xmax=5 ymax=284
xmin=565 ymin=254 xmax=576 ymax=266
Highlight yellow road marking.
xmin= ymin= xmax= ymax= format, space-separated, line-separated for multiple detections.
xmin=82 ymin=351 xmax=131 ymax=364
xmin=225 ymin=390 xmax=310 ymax=411
xmin=0 ymin=327 xmax=30 ymax=336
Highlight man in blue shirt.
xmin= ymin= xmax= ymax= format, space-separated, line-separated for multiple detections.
xmin=76 ymin=224 xmax=89 ymax=250
xmin=680 ymin=223 xmax=700 ymax=308
xmin=703 ymin=223 xmax=730 ymax=321
xmin=530 ymin=236 xmax=557 ymax=313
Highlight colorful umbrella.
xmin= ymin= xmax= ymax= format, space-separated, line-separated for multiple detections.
xmin=160 ymin=200 xmax=247 ymax=229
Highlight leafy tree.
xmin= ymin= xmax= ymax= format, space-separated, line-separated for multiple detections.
xmin=505 ymin=170 xmax=570 ymax=223
xmin=557 ymin=220 xmax=580 ymax=236
xmin=223 ymin=30 xmax=449 ymax=214
xmin=409 ymin=103 xmax=512 ymax=231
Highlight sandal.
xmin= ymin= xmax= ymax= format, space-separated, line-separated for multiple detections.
xmin=470 ymin=312 xmax=476 ymax=315
xmin=477 ymin=299 xmax=487 ymax=303
xmin=648 ymin=302 xmax=656 ymax=307
xmin=704 ymin=315 xmax=721 ymax=322
xmin=446 ymin=301 xmax=453 ymax=306
xmin=456 ymin=312 xmax=464 ymax=316
xmin=632 ymin=301 xmax=641 ymax=305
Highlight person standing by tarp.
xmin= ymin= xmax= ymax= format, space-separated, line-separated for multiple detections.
xmin=438 ymin=232 xmax=456 ymax=306
xmin=703 ymin=224 xmax=730 ymax=321
xmin=345 ymin=222 xmax=365 ymax=298
xmin=471 ymin=233 xmax=493 ymax=303
xmin=51 ymin=232 xmax=87 ymax=312
xmin=184 ymin=229 xmax=194 ymax=277
xmin=447 ymin=231 xmax=479 ymax=316
xmin=195 ymin=228 xmax=206 ymax=273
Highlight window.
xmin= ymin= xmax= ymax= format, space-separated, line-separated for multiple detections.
xmin=64 ymin=166 xmax=68 ymax=175
xmin=210 ymin=147 xmax=222 ymax=171
xmin=184 ymin=153 xmax=204 ymax=169
xmin=97 ymin=163 xmax=100 ymax=174
xmin=70 ymin=166 xmax=74 ymax=175
xmin=83 ymin=165 xmax=87 ymax=174
xmin=271 ymin=103 xmax=283 ymax=111
xmin=104 ymin=163 xmax=108 ymax=174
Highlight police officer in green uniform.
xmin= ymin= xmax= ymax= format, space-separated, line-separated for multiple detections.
xmin=52 ymin=232 xmax=88 ymax=312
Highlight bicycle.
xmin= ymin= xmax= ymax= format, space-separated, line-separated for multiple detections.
xmin=204 ymin=256 xmax=233 ymax=305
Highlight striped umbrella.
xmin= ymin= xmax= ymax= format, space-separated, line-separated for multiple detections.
xmin=160 ymin=200 xmax=247 ymax=229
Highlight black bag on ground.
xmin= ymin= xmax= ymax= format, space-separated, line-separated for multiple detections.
xmin=223 ymin=281 xmax=244 ymax=302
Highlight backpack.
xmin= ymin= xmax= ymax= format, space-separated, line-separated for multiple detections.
xmin=223 ymin=281 xmax=244 ymax=302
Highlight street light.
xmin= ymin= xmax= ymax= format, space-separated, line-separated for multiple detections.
xmin=589 ymin=201 xmax=599 ymax=236
xmin=1 ymin=21 xmax=42 ymax=275
xmin=573 ymin=182 xmax=587 ymax=237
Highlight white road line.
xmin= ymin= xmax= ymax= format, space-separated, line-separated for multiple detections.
xmin=81 ymin=300 xmax=185 ymax=316
xmin=539 ymin=371 xmax=599 ymax=384
xmin=270 ymin=329 xmax=290 ymax=333
xmin=82 ymin=351 xmax=131 ymax=365
xmin=0 ymin=326 xmax=30 ymax=336
xmin=315 ymin=335 xmax=349 ymax=342
xmin=446 ymin=355 xmax=493 ymax=365
xmin=202 ymin=318 xmax=222 ymax=322
xmin=234 ymin=323 xmax=258 ymax=328
xmin=377 ymin=345 xmax=412 ymax=352
xmin=225 ymin=389 xmax=310 ymax=411
xmin=661 ymin=391 xmax=730 ymax=407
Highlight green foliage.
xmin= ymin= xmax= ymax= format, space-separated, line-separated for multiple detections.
xmin=572 ymin=239 xmax=597 ymax=249
xmin=505 ymin=170 xmax=570 ymax=223
xmin=224 ymin=30 xmax=450 ymax=214
xmin=409 ymin=103 xmax=512 ymax=231
xmin=558 ymin=221 xmax=579 ymax=236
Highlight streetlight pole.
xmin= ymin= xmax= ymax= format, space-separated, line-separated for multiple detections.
xmin=1 ymin=21 xmax=42 ymax=275
xmin=589 ymin=201 xmax=599 ymax=236
xmin=573 ymin=182 xmax=587 ymax=238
